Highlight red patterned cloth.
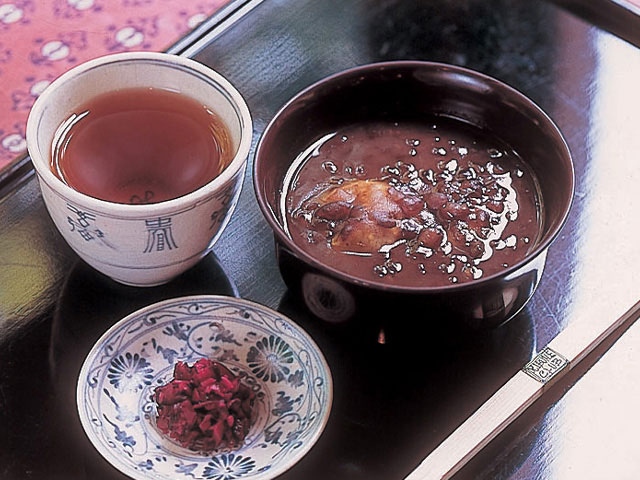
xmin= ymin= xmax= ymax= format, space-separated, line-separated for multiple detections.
xmin=0 ymin=0 xmax=230 ymax=173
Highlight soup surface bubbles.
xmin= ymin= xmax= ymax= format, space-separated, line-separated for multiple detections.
xmin=283 ymin=118 xmax=542 ymax=287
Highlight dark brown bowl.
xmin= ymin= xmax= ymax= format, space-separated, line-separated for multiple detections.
xmin=253 ymin=61 xmax=574 ymax=333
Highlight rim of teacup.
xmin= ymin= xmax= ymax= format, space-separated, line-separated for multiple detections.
xmin=26 ymin=51 xmax=253 ymax=217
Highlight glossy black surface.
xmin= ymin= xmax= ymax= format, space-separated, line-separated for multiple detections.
xmin=2 ymin=0 xmax=640 ymax=479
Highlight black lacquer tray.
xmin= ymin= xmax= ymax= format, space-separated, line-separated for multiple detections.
xmin=2 ymin=1 xmax=640 ymax=478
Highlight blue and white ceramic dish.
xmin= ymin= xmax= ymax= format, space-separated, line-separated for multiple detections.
xmin=77 ymin=295 xmax=333 ymax=480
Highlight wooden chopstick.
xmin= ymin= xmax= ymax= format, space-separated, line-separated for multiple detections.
xmin=405 ymin=299 xmax=640 ymax=480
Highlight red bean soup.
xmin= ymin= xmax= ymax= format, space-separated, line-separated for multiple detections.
xmin=282 ymin=116 xmax=542 ymax=288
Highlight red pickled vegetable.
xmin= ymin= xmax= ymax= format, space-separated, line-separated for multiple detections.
xmin=154 ymin=358 xmax=256 ymax=452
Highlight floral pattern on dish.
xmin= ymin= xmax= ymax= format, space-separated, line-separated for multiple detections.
xmin=77 ymin=295 xmax=332 ymax=480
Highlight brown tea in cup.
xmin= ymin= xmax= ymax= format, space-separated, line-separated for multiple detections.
xmin=27 ymin=52 xmax=253 ymax=286
xmin=50 ymin=86 xmax=234 ymax=205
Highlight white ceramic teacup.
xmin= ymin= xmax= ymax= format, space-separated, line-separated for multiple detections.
xmin=26 ymin=52 xmax=253 ymax=286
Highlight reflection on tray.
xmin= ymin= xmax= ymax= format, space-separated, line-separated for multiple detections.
xmin=276 ymin=293 xmax=537 ymax=479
